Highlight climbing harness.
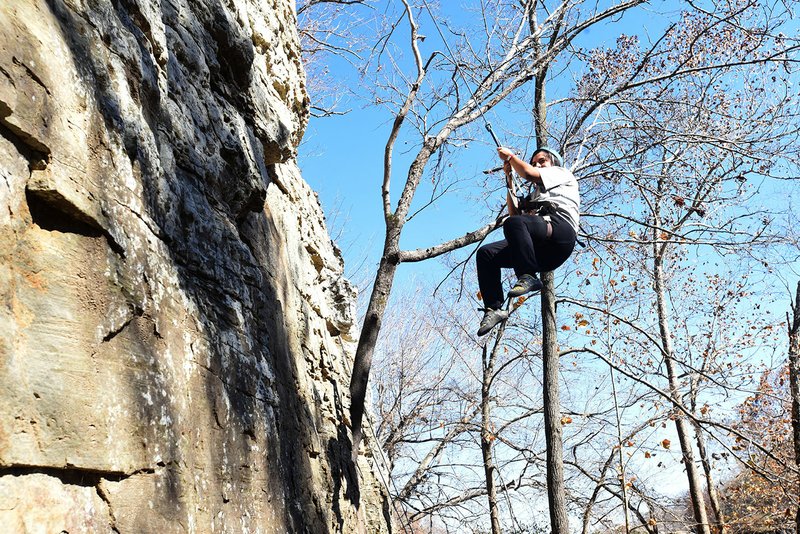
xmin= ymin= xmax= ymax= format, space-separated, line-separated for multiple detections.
xmin=419 ymin=0 xmax=533 ymax=207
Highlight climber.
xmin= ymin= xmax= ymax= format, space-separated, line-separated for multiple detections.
xmin=476 ymin=146 xmax=580 ymax=336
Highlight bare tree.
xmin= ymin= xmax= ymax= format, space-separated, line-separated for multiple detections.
xmin=372 ymin=286 xmax=547 ymax=531
xmin=296 ymin=0 xmax=372 ymax=117
xmin=349 ymin=0 xmax=800 ymax=445
xmin=309 ymin=0 xmax=800 ymax=530
xmin=348 ymin=0 xmax=657 ymax=460
xmin=481 ymin=334 xmax=504 ymax=534
xmin=711 ymin=362 xmax=798 ymax=532
xmin=550 ymin=5 xmax=799 ymax=529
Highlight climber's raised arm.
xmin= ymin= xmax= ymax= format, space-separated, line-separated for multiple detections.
xmin=497 ymin=146 xmax=545 ymax=187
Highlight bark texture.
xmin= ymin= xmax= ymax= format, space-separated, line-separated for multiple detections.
xmin=481 ymin=344 xmax=502 ymax=534
xmin=653 ymin=254 xmax=710 ymax=534
xmin=541 ymin=270 xmax=570 ymax=533
xmin=789 ymin=282 xmax=800 ymax=534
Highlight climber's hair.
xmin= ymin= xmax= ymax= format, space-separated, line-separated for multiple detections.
xmin=530 ymin=150 xmax=552 ymax=165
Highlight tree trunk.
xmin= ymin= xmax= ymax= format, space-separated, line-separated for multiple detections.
xmin=653 ymin=255 xmax=710 ymax=534
xmin=788 ymin=281 xmax=800 ymax=534
xmin=350 ymin=252 xmax=399 ymax=459
xmin=693 ymin=420 xmax=726 ymax=533
xmin=531 ymin=24 xmax=569 ymax=533
xmin=541 ymin=270 xmax=569 ymax=533
xmin=481 ymin=344 xmax=502 ymax=534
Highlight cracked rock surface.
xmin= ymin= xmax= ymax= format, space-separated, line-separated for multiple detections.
xmin=0 ymin=0 xmax=390 ymax=532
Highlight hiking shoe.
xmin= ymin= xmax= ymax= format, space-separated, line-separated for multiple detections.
xmin=508 ymin=274 xmax=542 ymax=298
xmin=477 ymin=308 xmax=509 ymax=336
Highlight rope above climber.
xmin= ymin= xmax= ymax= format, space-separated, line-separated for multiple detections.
xmin=476 ymin=146 xmax=580 ymax=336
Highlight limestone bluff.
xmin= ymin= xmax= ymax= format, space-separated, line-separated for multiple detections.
xmin=0 ymin=0 xmax=390 ymax=532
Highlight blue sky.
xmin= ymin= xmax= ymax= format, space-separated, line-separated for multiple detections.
xmin=296 ymin=4 xmax=800 ymax=519
xmin=298 ymin=0 xmax=799 ymax=302
xmin=296 ymin=0 xmax=684 ymax=283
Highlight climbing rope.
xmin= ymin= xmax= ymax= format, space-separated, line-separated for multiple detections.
xmin=419 ymin=0 xmax=526 ymax=197
xmin=420 ymin=0 xmax=501 ymax=146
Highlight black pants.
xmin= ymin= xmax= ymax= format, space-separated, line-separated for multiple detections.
xmin=477 ymin=214 xmax=576 ymax=309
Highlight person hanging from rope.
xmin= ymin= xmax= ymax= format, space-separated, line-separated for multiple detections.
xmin=476 ymin=146 xmax=580 ymax=336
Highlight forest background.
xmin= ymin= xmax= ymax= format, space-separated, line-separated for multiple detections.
xmin=296 ymin=0 xmax=800 ymax=532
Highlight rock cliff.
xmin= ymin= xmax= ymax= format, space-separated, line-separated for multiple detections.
xmin=0 ymin=0 xmax=390 ymax=532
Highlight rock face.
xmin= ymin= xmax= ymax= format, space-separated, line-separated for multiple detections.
xmin=0 ymin=0 xmax=391 ymax=532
